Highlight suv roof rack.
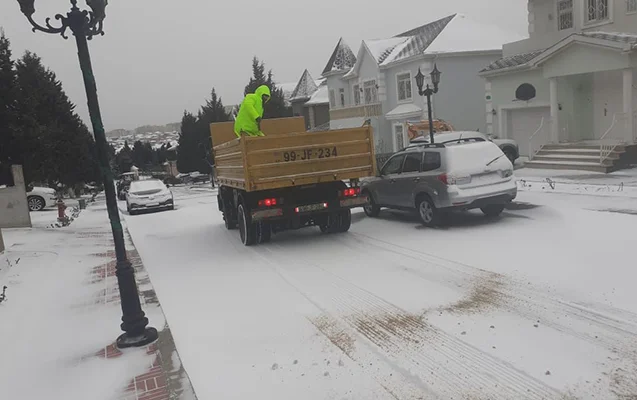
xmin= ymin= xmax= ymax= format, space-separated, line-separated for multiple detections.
xmin=400 ymin=143 xmax=446 ymax=151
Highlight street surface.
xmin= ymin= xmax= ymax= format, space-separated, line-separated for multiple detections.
xmin=122 ymin=181 xmax=637 ymax=400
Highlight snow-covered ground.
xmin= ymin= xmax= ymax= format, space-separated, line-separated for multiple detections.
xmin=122 ymin=182 xmax=637 ymax=400
xmin=0 ymin=208 xmax=166 ymax=400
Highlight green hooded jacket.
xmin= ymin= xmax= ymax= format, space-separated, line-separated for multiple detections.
xmin=234 ymin=85 xmax=271 ymax=137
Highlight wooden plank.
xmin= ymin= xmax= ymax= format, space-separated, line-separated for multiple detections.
xmin=251 ymin=168 xmax=374 ymax=191
xmin=246 ymin=139 xmax=370 ymax=166
xmin=212 ymin=118 xmax=376 ymax=192
xmin=260 ymin=117 xmax=306 ymax=136
xmin=210 ymin=122 xmax=236 ymax=147
xmin=248 ymin=153 xmax=373 ymax=179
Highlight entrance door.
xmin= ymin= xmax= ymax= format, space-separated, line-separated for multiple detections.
xmin=508 ymin=107 xmax=550 ymax=157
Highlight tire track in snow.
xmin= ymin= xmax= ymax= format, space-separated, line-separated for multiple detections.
xmin=346 ymin=231 xmax=637 ymax=351
xmin=253 ymin=243 xmax=560 ymax=400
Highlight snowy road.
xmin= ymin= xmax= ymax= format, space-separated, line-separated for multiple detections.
xmin=122 ymin=185 xmax=637 ymax=400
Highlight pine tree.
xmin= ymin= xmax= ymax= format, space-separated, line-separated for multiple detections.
xmin=243 ymin=56 xmax=292 ymax=120
xmin=14 ymin=51 xmax=100 ymax=187
xmin=0 ymin=30 xmax=18 ymax=170
xmin=177 ymin=111 xmax=198 ymax=173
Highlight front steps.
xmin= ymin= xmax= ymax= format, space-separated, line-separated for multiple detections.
xmin=526 ymin=143 xmax=628 ymax=173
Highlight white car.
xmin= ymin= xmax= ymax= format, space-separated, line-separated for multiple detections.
xmin=27 ymin=187 xmax=58 ymax=211
xmin=126 ymin=179 xmax=174 ymax=215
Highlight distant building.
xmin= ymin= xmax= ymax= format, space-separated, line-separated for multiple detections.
xmin=323 ymin=14 xmax=519 ymax=153
xmin=289 ymin=69 xmax=330 ymax=130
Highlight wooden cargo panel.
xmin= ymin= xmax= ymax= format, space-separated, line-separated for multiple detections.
xmin=211 ymin=119 xmax=376 ymax=192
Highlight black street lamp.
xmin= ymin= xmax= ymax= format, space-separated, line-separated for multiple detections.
xmin=415 ymin=64 xmax=442 ymax=144
xmin=17 ymin=0 xmax=158 ymax=349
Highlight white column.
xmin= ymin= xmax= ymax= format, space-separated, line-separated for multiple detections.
xmin=623 ymin=68 xmax=634 ymax=142
xmin=308 ymin=106 xmax=316 ymax=129
xmin=549 ymin=77 xmax=559 ymax=143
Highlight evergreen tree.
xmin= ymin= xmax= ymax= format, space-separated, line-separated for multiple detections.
xmin=0 ymin=30 xmax=18 ymax=169
xmin=177 ymin=88 xmax=231 ymax=174
xmin=177 ymin=111 xmax=198 ymax=173
xmin=243 ymin=56 xmax=292 ymax=120
xmin=116 ymin=140 xmax=133 ymax=173
xmin=14 ymin=51 xmax=100 ymax=187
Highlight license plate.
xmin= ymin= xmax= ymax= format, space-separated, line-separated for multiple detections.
xmin=280 ymin=147 xmax=338 ymax=162
xmin=296 ymin=203 xmax=328 ymax=213
xmin=147 ymin=203 xmax=159 ymax=207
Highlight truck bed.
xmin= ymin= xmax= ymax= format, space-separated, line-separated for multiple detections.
xmin=211 ymin=117 xmax=376 ymax=192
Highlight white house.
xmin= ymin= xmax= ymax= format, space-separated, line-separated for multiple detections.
xmin=481 ymin=0 xmax=637 ymax=172
xmin=322 ymin=14 xmax=523 ymax=154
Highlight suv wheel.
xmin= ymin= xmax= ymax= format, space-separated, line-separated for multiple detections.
xmin=363 ymin=191 xmax=380 ymax=217
xmin=417 ymin=196 xmax=439 ymax=227
xmin=27 ymin=196 xmax=45 ymax=211
xmin=481 ymin=204 xmax=505 ymax=218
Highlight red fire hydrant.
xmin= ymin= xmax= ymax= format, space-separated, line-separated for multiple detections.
xmin=57 ymin=198 xmax=67 ymax=222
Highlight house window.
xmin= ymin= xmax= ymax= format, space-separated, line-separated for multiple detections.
xmin=363 ymin=80 xmax=378 ymax=104
xmin=628 ymin=0 xmax=637 ymax=13
xmin=557 ymin=0 xmax=573 ymax=30
xmin=353 ymin=84 xmax=361 ymax=105
xmin=586 ymin=0 xmax=609 ymax=23
xmin=397 ymin=72 xmax=412 ymax=101
xmin=339 ymin=88 xmax=345 ymax=107
xmin=329 ymin=89 xmax=336 ymax=108
xmin=394 ymin=124 xmax=405 ymax=151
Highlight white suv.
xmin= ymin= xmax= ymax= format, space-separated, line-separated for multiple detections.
xmin=362 ymin=140 xmax=517 ymax=226
xmin=27 ymin=186 xmax=58 ymax=211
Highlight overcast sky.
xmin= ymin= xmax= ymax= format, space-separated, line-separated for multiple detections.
xmin=0 ymin=0 xmax=528 ymax=130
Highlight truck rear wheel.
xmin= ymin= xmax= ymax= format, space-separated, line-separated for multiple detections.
xmin=257 ymin=222 xmax=272 ymax=244
xmin=238 ymin=203 xmax=256 ymax=246
xmin=320 ymin=209 xmax=352 ymax=234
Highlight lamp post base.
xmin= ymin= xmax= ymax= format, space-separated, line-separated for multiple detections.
xmin=116 ymin=327 xmax=159 ymax=349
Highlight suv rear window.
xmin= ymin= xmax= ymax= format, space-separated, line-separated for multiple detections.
xmin=423 ymin=152 xmax=441 ymax=172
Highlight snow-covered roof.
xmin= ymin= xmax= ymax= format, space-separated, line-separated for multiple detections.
xmin=385 ymin=103 xmax=423 ymax=121
xmin=481 ymin=31 xmax=637 ymax=75
xmin=290 ymin=70 xmax=319 ymax=102
xmin=304 ymin=84 xmax=329 ymax=106
xmin=423 ymin=14 xmax=525 ymax=54
xmin=322 ymin=37 xmax=357 ymax=75
xmin=365 ymin=38 xmax=410 ymax=64
xmin=346 ymin=14 xmax=519 ymax=75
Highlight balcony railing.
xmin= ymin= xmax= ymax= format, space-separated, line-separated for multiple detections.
xmin=330 ymin=103 xmax=382 ymax=120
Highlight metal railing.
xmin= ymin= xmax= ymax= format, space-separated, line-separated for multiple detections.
xmin=599 ymin=112 xmax=628 ymax=165
xmin=528 ymin=117 xmax=551 ymax=161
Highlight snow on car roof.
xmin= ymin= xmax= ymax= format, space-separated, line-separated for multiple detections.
xmin=130 ymin=179 xmax=165 ymax=191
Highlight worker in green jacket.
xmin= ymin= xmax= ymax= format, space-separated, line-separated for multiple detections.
xmin=234 ymin=85 xmax=271 ymax=137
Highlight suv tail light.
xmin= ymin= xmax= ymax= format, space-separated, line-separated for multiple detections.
xmin=438 ymin=173 xmax=471 ymax=186
xmin=341 ymin=187 xmax=361 ymax=197
xmin=258 ymin=198 xmax=278 ymax=207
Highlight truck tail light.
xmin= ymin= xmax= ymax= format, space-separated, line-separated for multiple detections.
xmin=258 ymin=198 xmax=277 ymax=207
xmin=341 ymin=187 xmax=361 ymax=197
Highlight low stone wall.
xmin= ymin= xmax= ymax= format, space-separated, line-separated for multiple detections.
xmin=0 ymin=165 xmax=31 ymax=229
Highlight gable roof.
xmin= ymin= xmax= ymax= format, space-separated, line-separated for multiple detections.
xmin=322 ymin=37 xmax=357 ymax=76
xmin=480 ymin=49 xmax=544 ymax=73
xmin=342 ymin=14 xmax=517 ymax=78
xmin=480 ymin=31 xmax=637 ymax=76
xmin=290 ymin=70 xmax=319 ymax=102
